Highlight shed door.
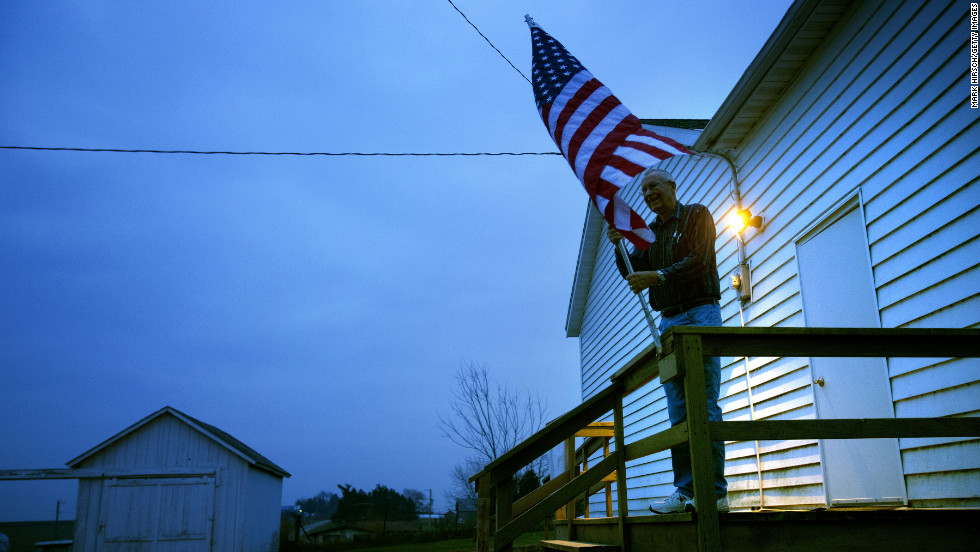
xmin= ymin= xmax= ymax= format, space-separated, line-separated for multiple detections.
xmin=99 ymin=476 xmax=214 ymax=551
xmin=796 ymin=205 xmax=907 ymax=506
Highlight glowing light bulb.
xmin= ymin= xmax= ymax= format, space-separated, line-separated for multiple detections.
xmin=727 ymin=211 xmax=747 ymax=232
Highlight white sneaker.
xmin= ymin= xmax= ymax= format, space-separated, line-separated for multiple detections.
xmin=648 ymin=491 xmax=691 ymax=514
xmin=684 ymin=494 xmax=730 ymax=513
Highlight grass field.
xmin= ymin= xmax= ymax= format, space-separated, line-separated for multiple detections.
xmin=0 ymin=521 xmax=546 ymax=552
xmin=0 ymin=520 xmax=74 ymax=552
xmin=351 ymin=531 xmax=546 ymax=552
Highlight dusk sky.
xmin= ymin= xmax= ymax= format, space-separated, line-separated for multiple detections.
xmin=1 ymin=1 xmax=794 ymax=521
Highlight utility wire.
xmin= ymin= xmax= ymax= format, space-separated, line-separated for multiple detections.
xmin=446 ymin=0 xmax=531 ymax=85
xmin=3 ymin=4 xmax=542 ymax=159
xmin=0 ymin=146 xmax=559 ymax=156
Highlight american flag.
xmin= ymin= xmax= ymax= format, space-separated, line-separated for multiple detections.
xmin=529 ymin=17 xmax=694 ymax=250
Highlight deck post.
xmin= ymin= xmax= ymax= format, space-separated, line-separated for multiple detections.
xmin=604 ymin=436 xmax=613 ymax=517
xmin=495 ymin=474 xmax=514 ymax=552
xmin=564 ymin=435 xmax=577 ymax=541
xmin=476 ymin=475 xmax=492 ymax=552
xmin=582 ymin=447 xmax=591 ymax=518
xmin=677 ymin=332 xmax=722 ymax=552
xmin=614 ymin=396 xmax=631 ymax=552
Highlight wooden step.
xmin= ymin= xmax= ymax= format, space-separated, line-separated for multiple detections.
xmin=540 ymin=539 xmax=620 ymax=552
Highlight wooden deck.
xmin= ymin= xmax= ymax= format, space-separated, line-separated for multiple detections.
xmin=546 ymin=508 xmax=979 ymax=552
xmin=474 ymin=327 xmax=980 ymax=552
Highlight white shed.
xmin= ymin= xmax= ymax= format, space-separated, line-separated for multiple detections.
xmin=68 ymin=406 xmax=289 ymax=552
xmin=566 ymin=0 xmax=979 ymax=513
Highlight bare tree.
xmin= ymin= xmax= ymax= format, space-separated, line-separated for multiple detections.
xmin=440 ymin=361 xmax=550 ymax=505
xmin=447 ymin=458 xmax=485 ymax=506
xmin=440 ymin=361 xmax=548 ymax=463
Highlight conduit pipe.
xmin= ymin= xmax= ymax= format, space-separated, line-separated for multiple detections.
xmin=697 ymin=150 xmax=765 ymax=509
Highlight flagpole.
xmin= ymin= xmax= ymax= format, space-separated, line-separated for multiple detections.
xmin=616 ymin=239 xmax=663 ymax=352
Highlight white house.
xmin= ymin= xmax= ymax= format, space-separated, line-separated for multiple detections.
xmin=68 ymin=406 xmax=290 ymax=551
xmin=565 ymin=0 xmax=978 ymax=514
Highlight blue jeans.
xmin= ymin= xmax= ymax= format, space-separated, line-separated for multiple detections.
xmin=659 ymin=302 xmax=727 ymax=498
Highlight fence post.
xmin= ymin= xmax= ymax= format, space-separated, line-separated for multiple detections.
xmin=677 ymin=332 xmax=722 ymax=552
xmin=604 ymin=436 xmax=613 ymax=517
xmin=582 ymin=448 xmax=591 ymax=518
xmin=477 ymin=475 xmax=492 ymax=552
xmin=495 ymin=474 xmax=514 ymax=552
xmin=564 ymin=435 xmax=577 ymax=541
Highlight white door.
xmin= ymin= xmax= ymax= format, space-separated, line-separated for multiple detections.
xmin=796 ymin=204 xmax=907 ymax=507
xmin=99 ymin=476 xmax=215 ymax=551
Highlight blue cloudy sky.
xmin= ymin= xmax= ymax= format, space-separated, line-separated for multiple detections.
xmin=0 ymin=1 xmax=793 ymax=521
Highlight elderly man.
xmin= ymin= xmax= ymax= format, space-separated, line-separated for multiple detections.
xmin=606 ymin=167 xmax=728 ymax=514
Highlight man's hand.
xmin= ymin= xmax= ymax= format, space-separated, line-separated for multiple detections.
xmin=625 ymin=271 xmax=661 ymax=293
xmin=606 ymin=226 xmax=624 ymax=244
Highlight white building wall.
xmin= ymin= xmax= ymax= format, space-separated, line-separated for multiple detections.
xmin=729 ymin=0 xmax=979 ymax=507
xmin=244 ymin=467 xmax=284 ymax=552
xmin=854 ymin=0 xmax=980 ymax=508
xmin=575 ymin=0 xmax=978 ymax=514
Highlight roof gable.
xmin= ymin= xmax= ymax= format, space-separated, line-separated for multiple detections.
xmin=695 ymin=0 xmax=852 ymax=151
xmin=66 ymin=406 xmax=290 ymax=478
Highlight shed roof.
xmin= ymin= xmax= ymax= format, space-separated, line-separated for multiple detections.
xmin=66 ymin=406 xmax=291 ymax=478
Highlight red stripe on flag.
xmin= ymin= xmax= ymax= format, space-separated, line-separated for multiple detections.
xmin=605 ymin=153 xmax=647 ymax=179
xmin=580 ymin=113 xmax=652 ymax=249
xmin=539 ymin=103 xmax=552 ymax=132
xmin=581 ymin=115 xmax=642 ymax=194
xmin=602 ymin=196 xmax=652 ymax=249
xmin=633 ymin=127 xmax=695 ymax=155
xmin=626 ymin=214 xmax=653 ymax=249
xmin=621 ymin=140 xmax=675 ymax=161
xmin=565 ymin=95 xmax=622 ymax=173
xmin=591 ymin=176 xmax=622 ymax=202
xmin=551 ymin=79 xmax=602 ymax=151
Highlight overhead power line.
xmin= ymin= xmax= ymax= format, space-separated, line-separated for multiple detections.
xmin=1 ymin=146 xmax=560 ymax=157
xmin=446 ymin=0 xmax=530 ymax=84
xmin=4 ymin=4 xmax=541 ymax=160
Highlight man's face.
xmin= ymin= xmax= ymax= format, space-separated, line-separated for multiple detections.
xmin=641 ymin=174 xmax=677 ymax=214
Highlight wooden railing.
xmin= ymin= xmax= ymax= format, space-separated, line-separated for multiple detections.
xmin=470 ymin=327 xmax=980 ymax=552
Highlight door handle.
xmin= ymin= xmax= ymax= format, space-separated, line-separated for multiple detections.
xmin=814 ymin=377 xmax=825 ymax=387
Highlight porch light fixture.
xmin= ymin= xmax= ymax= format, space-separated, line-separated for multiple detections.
xmin=728 ymin=208 xmax=765 ymax=233
xmin=726 ymin=207 xmax=761 ymax=303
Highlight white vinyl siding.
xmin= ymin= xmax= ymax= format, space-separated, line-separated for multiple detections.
xmin=573 ymin=0 xmax=978 ymax=514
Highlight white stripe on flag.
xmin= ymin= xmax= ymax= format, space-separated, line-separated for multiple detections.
xmin=598 ymin=164 xmax=635 ymax=190
xmin=559 ymin=85 xmax=612 ymax=156
xmin=612 ymin=195 xmax=633 ymax=230
xmin=634 ymin=226 xmax=655 ymax=242
xmin=594 ymin=194 xmax=610 ymax=214
xmin=613 ymin=143 xmax=660 ymax=169
xmin=572 ymin=103 xmax=630 ymax=180
xmin=547 ymin=71 xmax=593 ymax=145
xmin=632 ymin=132 xmax=690 ymax=157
